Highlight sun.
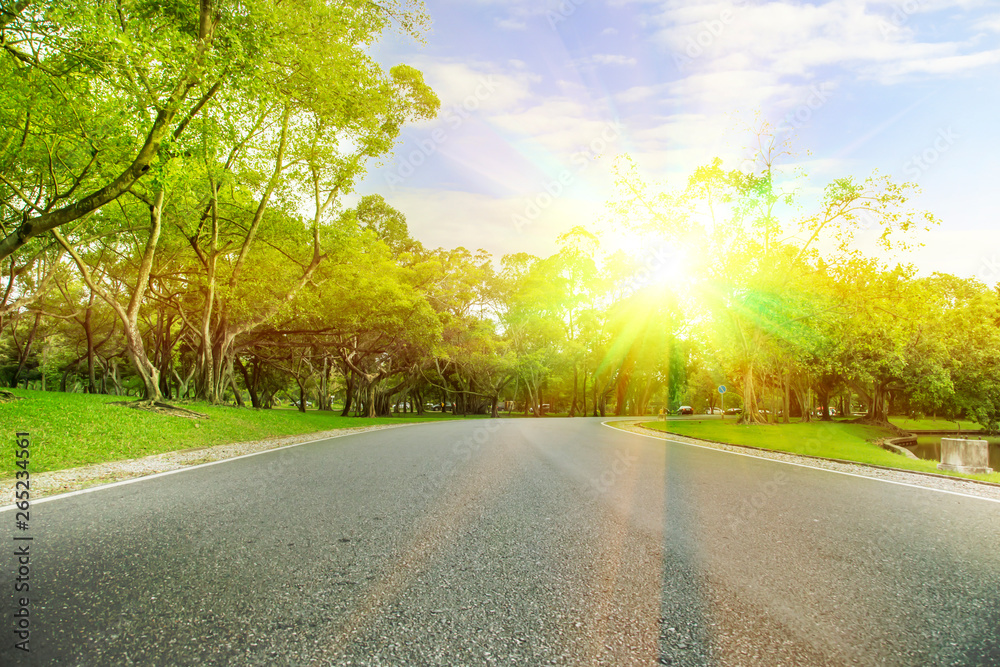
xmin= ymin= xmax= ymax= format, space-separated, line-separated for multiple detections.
xmin=602 ymin=227 xmax=690 ymax=290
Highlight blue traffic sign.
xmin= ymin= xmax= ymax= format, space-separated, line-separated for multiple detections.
xmin=718 ymin=385 xmax=727 ymax=394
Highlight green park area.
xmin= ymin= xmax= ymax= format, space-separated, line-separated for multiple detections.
xmin=3 ymin=0 xmax=1000 ymax=493
xmin=0 ymin=389 xmax=460 ymax=478
xmin=886 ymin=417 xmax=982 ymax=432
xmin=638 ymin=419 xmax=1000 ymax=483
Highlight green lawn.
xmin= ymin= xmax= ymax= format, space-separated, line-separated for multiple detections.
xmin=639 ymin=419 xmax=1000 ymax=483
xmin=0 ymin=389 xmax=459 ymax=477
xmin=887 ymin=417 xmax=982 ymax=432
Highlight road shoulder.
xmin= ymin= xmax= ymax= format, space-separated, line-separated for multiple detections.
xmin=1 ymin=423 xmax=416 ymax=502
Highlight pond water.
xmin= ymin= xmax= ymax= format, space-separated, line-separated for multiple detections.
xmin=908 ymin=436 xmax=1000 ymax=470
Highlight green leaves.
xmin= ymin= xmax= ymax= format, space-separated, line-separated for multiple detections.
xmin=0 ymin=0 xmax=438 ymax=260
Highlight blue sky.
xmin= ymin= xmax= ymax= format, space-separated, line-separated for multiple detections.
xmin=356 ymin=0 xmax=1000 ymax=280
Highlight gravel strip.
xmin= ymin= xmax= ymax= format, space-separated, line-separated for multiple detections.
xmin=1 ymin=423 xmax=416 ymax=502
xmin=611 ymin=420 xmax=1000 ymax=502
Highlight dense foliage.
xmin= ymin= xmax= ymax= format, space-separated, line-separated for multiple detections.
xmin=3 ymin=4 xmax=997 ymax=430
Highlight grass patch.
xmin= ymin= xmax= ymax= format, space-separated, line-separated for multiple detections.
xmin=888 ymin=417 xmax=982 ymax=432
xmin=0 ymin=388 xmax=463 ymax=477
xmin=639 ymin=419 xmax=1000 ymax=484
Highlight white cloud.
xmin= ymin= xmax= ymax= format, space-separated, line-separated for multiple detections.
xmin=496 ymin=18 xmax=527 ymax=30
xmin=645 ymin=0 xmax=1000 ymax=83
xmin=974 ymin=14 xmax=1000 ymax=32
xmin=613 ymin=83 xmax=668 ymax=105
xmin=845 ymin=228 xmax=1000 ymax=281
xmin=382 ymin=187 xmax=599 ymax=258
xmin=404 ymin=57 xmax=540 ymax=117
xmin=870 ymin=48 xmax=1000 ymax=78
xmin=490 ymin=97 xmax=622 ymax=157
xmin=578 ymin=53 xmax=639 ymax=66
xmin=663 ymin=69 xmax=797 ymax=110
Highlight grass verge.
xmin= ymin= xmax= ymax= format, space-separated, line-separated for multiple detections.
xmin=0 ymin=388 xmax=462 ymax=478
xmin=639 ymin=419 xmax=1000 ymax=484
xmin=887 ymin=417 xmax=982 ymax=432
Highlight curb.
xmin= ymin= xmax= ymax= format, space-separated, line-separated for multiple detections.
xmin=631 ymin=422 xmax=1000 ymax=489
xmin=881 ymin=436 xmax=918 ymax=458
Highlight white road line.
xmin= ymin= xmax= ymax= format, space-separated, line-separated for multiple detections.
xmin=604 ymin=421 xmax=1000 ymax=505
xmin=0 ymin=423 xmax=429 ymax=512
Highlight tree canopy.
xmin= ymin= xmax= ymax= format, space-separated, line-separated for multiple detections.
xmin=2 ymin=6 xmax=995 ymax=433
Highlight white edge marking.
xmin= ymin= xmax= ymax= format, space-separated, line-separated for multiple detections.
xmin=1 ymin=422 xmax=433 ymax=512
xmin=603 ymin=421 xmax=1000 ymax=505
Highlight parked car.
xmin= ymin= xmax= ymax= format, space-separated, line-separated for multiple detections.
xmin=724 ymin=407 xmax=742 ymax=415
xmin=705 ymin=407 xmax=723 ymax=414
xmin=677 ymin=405 xmax=694 ymax=415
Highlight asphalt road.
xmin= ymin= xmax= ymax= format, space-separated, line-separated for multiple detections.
xmin=3 ymin=418 xmax=1000 ymax=666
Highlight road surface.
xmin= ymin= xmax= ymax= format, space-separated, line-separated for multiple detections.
xmin=3 ymin=418 xmax=999 ymax=665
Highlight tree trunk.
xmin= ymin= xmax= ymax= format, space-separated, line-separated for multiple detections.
xmin=818 ymin=385 xmax=832 ymax=421
xmin=231 ymin=375 xmax=244 ymax=407
xmin=157 ymin=311 xmax=174 ymax=400
xmin=235 ymin=357 xmax=261 ymax=408
xmin=341 ymin=370 xmax=354 ymax=416
xmin=9 ymin=312 xmax=40 ymax=388
xmin=782 ymin=373 xmax=790 ymax=424
xmin=614 ymin=368 xmax=629 ymax=416
xmin=365 ymin=380 xmax=377 ymax=418
xmin=319 ymin=356 xmax=331 ymax=411
xmin=738 ymin=362 xmax=766 ymax=424
xmin=84 ymin=297 xmax=98 ymax=393
xmin=53 ymin=190 xmax=165 ymax=402
xmin=592 ymin=376 xmax=599 ymax=416
xmin=569 ymin=363 xmax=578 ymax=417
xmin=123 ymin=320 xmax=162 ymax=401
